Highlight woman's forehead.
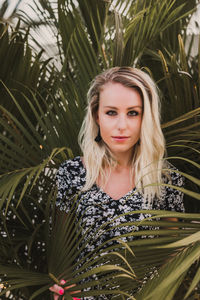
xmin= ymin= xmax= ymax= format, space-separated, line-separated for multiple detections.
xmin=99 ymin=82 xmax=143 ymax=108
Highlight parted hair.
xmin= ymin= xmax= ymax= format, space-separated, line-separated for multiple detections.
xmin=78 ymin=67 xmax=166 ymax=203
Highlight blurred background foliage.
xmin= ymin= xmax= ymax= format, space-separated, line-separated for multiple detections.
xmin=0 ymin=0 xmax=200 ymax=299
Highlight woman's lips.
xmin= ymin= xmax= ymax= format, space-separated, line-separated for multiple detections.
xmin=112 ymin=136 xmax=129 ymax=141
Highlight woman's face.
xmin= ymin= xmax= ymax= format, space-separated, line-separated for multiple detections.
xmin=96 ymin=82 xmax=143 ymax=160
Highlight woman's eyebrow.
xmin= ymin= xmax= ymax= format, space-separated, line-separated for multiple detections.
xmin=104 ymin=105 xmax=143 ymax=109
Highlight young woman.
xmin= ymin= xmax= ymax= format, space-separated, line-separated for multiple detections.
xmin=50 ymin=67 xmax=185 ymax=299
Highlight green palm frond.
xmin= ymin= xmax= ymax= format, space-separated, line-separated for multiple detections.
xmin=122 ymin=0 xmax=195 ymax=65
xmin=0 ymin=0 xmax=200 ymax=299
xmin=1 ymin=80 xmax=199 ymax=208
xmin=0 ymin=0 xmax=23 ymax=20
xmin=135 ymin=222 xmax=200 ymax=300
xmin=18 ymin=0 xmax=196 ymax=68
xmin=1 ymin=206 xmax=200 ymax=299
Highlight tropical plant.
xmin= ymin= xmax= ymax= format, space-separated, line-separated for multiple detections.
xmin=0 ymin=0 xmax=200 ymax=299
xmin=0 ymin=0 xmax=23 ymax=21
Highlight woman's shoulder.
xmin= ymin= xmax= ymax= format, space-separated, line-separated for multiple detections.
xmin=58 ymin=156 xmax=84 ymax=170
xmin=57 ymin=156 xmax=86 ymax=189
xmin=156 ymin=161 xmax=185 ymax=212
xmin=58 ymin=156 xmax=85 ymax=175
xmin=56 ymin=156 xmax=85 ymax=212
xmin=162 ymin=161 xmax=184 ymax=187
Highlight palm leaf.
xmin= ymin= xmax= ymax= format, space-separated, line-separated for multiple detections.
xmin=0 ymin=0 xmax=199 ymax=298
xmin=1 ymin=205 xmax=200 ymax=299
xmin=136 ymin=239 xmax=200 ymax=300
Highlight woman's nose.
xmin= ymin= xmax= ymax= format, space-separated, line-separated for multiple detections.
xmin=117 ymin=115 xmax=127 ymax=130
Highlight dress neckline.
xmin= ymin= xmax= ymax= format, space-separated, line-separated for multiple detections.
xmin=94 ymin=183 xmax=137 ymax=201
xmin=77 ymin=156 xmax=137 ymax=201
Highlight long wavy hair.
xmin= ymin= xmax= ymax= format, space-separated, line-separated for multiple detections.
xmin=78 ymin=67 xmax=166 ymax=203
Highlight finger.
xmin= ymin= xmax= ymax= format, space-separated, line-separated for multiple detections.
xmin=65 ymin=283 xmax=75 ymax=290
xmin=63 ymin=282 xmax=81 ymax=295
xmin=71 ymin=290 xmax=81 ymax=294
xmin=54 ymin=294 xmax=59 ymax=300
xmin=64 ymin=283 xmax=81 ymax=295
xmin=49 ymin=284 xmax=64 ymax=296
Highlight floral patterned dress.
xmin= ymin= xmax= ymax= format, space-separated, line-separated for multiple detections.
xmin=56 ymin=156 xmax=185 ymax=299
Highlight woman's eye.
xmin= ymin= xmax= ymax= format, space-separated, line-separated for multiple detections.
xmin=128 ymin=111 xmax=138 ymax=116
xmin=106 ymin=110 xmax=117 ymax=116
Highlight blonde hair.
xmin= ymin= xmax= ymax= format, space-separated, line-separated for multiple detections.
xmin=78 ymin=67 xmax=166 ymax=203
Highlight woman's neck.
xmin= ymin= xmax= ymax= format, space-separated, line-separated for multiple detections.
xmin=113 ymin=152 xmax=133 ymax=168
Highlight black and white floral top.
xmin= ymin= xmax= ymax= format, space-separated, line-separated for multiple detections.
xmin=56 ymin=156 xmax=185 ymax=299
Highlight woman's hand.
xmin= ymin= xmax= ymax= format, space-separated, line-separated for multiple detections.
xmin=49 ymin=279 xmax=80 ymax=300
